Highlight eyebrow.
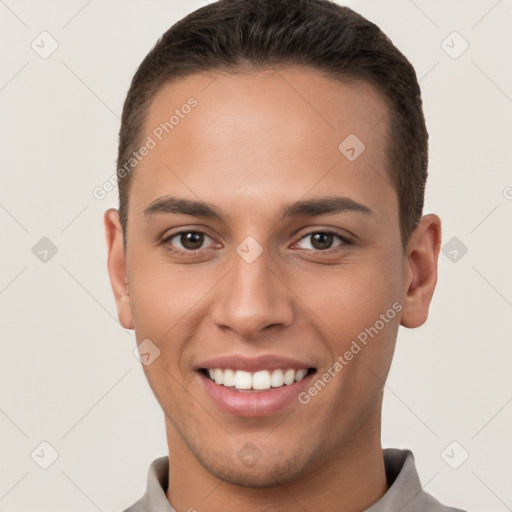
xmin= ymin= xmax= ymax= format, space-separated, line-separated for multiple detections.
xmin=143 ymin=195 xmax=373 ymax=221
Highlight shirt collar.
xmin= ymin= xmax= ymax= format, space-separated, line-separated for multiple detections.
xmin=124 ymin=448 xmax=463 ymax=512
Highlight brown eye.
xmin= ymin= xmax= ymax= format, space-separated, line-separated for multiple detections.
xmin=311 ymin=232 xmax=334 ymax=250
xmin=162 ymin=231 xmax=217 ymax=255
xmin=295 ymin=231 xmax=350 ymax=252
xmin=179 ymin=232 xmax=204 ymax=250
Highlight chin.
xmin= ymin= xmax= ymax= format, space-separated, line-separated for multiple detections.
xmin=194 ymin=445 xmax=313 ymax=488
xmin=207 ymin=460 xmax=303 ymax=488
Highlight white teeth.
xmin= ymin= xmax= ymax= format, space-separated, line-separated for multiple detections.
xmin=252 ymin=370 xmax=271 ymax=390
xmin=223 ymin=368 xmax=236 ymax=387
xmin=234 ymin=370 xmax=252 ymax=390
xmin=283 ymin=369 xmax=295 ymax=385
xmin=270 ymin=369 xmax=284 ymax=387
xmin=205 ymin=367 xmax=310 ymax=390
xmin=294 ymin=369 xmax=308 ymax=382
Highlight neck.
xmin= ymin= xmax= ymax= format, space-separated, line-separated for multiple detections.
xmin=165 ymin=406 xmax=388 ymax=512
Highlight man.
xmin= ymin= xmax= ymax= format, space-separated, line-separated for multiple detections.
xmin=104 ymin=0 xmax=468 ymax=510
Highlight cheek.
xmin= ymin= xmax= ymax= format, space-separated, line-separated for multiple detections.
xmin=128 ymin=253 xmax=203 ymax=338
xmin=330 ymin=261 xmax=402 ymax=383
xmin=297 ymin=258 xmax=402 ymax=340
xmin=127 ymin=261 xmax=223 ymax=384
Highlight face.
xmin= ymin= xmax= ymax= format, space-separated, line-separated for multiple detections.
xmin=105 ymin=66 xmax=439 ymax=487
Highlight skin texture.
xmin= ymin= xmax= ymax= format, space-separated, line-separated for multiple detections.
xmin=104 ymin=67 xmax=441 ymax=512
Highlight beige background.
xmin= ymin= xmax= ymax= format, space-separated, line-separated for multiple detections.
xmin=1 ymin=1 xmax=511 ymax=511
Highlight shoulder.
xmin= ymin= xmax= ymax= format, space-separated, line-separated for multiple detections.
xmin=419 ymin=490 xmax=469 ymax=512
xmin=378 ymin=448 xmax=470 ymax=512
xmin=119 ymin=456 xmax=172 ymax=512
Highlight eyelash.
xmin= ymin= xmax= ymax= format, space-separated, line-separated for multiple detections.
xmin=161 ymin=229 xmax=353 ymax=257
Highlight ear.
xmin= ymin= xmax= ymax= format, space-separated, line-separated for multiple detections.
xmin=400 ymin=214 xmax=442 ymax=329
xmin=104 ymin=208 xmax=134 ymax=330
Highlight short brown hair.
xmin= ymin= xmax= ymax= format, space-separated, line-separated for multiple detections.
xmin=117 ymin=0 xmax=428 ymax=250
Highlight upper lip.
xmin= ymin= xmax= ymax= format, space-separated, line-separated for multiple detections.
xmin=196 ymin=354 xmax=315 ymax=372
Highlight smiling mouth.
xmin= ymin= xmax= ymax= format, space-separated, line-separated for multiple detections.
xmin=199 ymin=367 xmax=317 ymax=392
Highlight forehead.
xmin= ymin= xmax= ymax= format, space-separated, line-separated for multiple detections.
xmin=130 ymin=66 xmax=395 ymax=225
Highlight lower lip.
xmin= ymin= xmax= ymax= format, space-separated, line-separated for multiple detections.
xmin=198 ymin=371 xmax=315 ymax=417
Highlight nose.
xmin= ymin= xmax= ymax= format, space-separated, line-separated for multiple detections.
xmin=210 ymin=248 xmax=295 ymax=340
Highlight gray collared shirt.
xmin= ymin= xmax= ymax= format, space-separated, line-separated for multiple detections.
xmin=122 ymin=448 xmax=468 ymax=512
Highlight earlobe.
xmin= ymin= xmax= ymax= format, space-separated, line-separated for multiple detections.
xmin=104 ymin=208 xmax=134 ymax=330
xmin=400 ymin=214 xmax=442 ymax=329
